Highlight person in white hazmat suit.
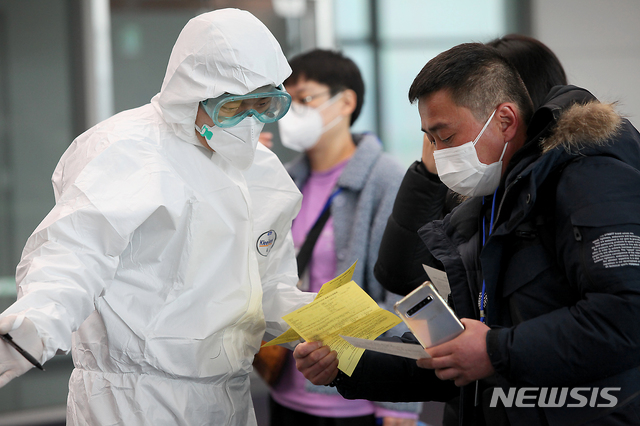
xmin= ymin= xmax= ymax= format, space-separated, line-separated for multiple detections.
xmin=0 ymin=8 xmax=315 ymax=426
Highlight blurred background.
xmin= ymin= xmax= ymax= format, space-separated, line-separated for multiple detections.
xmin=0 ymin=0 xmax=639 ymax=424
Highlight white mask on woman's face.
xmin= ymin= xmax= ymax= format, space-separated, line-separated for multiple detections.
xmin=277 ymin=92 xmax=343 ymax=152
xmin=433 ymin=109 xmax=508 ymax=197
xmin=195 ymin=116 xmax=264 ymax=170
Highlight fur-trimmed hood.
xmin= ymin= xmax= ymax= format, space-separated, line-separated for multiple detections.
xmin=541 ymin=99 xmax=622 ymax=154
xmin=505 ymin=85 xmax=638 ymax=186
xmin=529 ymin=85 xmax=624 ymax=154
xmin=500 ymin=84 xmax=640 ymax=228
xmin=527 ymin=86 xmax=623 ymax=153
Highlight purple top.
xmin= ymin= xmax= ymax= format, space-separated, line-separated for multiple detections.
xmin=270 ymin=160 xmax=415 ymax=420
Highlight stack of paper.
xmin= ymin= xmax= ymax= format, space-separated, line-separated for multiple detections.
xmin=263 ymin=261 xmax=403 ymax=376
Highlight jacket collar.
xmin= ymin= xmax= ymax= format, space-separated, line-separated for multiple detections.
xmin=338 ymin=133 xmax=383 ymax=191
xmin=538 ymin=86 xmax=622 ymax=154
xmin=505 ymin=85 xmax=622 ymax=184
xmin=489 ymin=85 xmax=624 ymax=238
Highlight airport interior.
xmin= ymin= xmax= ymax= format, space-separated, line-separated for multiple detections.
xmin=0 ymin=0 xmax=639 ymax=425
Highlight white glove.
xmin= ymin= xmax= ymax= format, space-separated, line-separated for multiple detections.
xmin=0 ymin=315 xmax=44 ymax=387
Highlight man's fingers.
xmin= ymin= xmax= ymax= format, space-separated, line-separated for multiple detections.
xmin=308 ymin=356 xmax=339 ymax=385
xmin=299 ymin=349 xmax=338 ymax=385
xmin=459 ymin=318 xmax=477 ymax=328
xmin=292 ymin=342 xmax=340 ymax=385
xmin=293 ymin=341 xmax=323 ymax=359
xmin=298 ymin=349 xmax=337 ymax=376
xmin=416 ymin=351 xmax=453 ymax=369
xmin=420 ymin=354 xmax=472 ymax=387
xmin=416 ymin=357 xmax=433 ymax=369
xmin=434 ymin=367 xmax=457 ymax=382
xmin=295 ymin=345 xmax=332 ymax=369
xmin=424 ymin=339 xmax=455 ymax=358
xmin=426 ymin=354 xmax=455 ymax=370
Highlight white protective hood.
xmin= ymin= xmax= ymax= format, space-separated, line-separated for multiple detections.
xmin=151 ymin=8 xmax=291 ymax=144
xmin=2 ymin=8 xmax=314 ymax=426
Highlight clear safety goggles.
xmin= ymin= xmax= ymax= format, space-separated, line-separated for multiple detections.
xmin=201 ymin=85 xmax=292 ymax=128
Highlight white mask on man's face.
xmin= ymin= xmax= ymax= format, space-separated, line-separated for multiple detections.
xmin=277 ymin=92 xmax=343 ymax=152
xmin=433 ymin=109 xmax=508 ymax=197
xmin=195 ymin=116 xmax=264 ymax=170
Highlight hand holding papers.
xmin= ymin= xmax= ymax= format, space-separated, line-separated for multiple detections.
xmin=261 ymin=262 xmax=360 ymax=347
xmin=263 ymin=262 xmax=401 ymax=376
xmin=345 ymin=280 xmax=463 ymax=362
xmin=283 ymin=281 xmax=401 ymax=375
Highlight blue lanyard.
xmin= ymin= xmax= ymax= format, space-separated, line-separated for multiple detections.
xmin=480 ymin=189 xmax=498 ymax=323
xmin=319 ymin=187 xmax=343 ymax=218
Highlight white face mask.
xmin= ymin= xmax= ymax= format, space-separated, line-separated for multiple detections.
xmin=433 ymin=109 xmax=508 ymax=197
xmin=277 ymin=92 xmax=343 ymax=152
xmin=195 ymin=116 xmax=264 ymax=170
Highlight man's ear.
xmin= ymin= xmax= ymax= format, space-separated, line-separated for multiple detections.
xmin=497 ymin=102 xmax=520 ymax=143
xmin=340 ymin=89 xmax=357 ymax=117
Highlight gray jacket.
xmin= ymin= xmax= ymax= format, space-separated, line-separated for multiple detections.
xmin=287 ymin=133 xmax=404 ymax=303
xmin=287 ymin=132 xmax=422 ymax=415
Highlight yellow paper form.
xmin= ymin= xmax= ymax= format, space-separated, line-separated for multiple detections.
xmin=315 ymin=260 xmax=358 ymax=299
xmin=282 ymin=281 xmax=401 ymax=376
xmin=262 ymin=261 xmax=358 ymax=347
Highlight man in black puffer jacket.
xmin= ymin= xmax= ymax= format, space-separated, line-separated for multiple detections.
xmin=373 ymin=34 xmax=569 ymax=298
xmin=293 ymin=43 xmax=640 ymax=426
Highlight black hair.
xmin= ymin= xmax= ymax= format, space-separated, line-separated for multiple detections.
xmin=487 ymin=34 xmax=567 ymax=109
xmin=285 ymin=49 xmax=365 ymax=126
xmin=408 ymin=43 xmax=534 ymax=125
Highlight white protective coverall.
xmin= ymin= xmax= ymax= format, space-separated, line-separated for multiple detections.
xmin=1 ymin=9 xmax=314 ymax=426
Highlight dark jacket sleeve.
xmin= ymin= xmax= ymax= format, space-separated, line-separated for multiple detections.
xmin=487 ymin=155 xmax=640 ymax=387
xmin=374 ymin=161 xmax=450 ymax=295
xmin=336 ymin=333 xmax=459 ymax=403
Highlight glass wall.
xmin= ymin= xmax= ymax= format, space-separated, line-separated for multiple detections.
xmin=334 ymin=0 xmax=515 ymax=166
xmin=0 ymin=0 xmax=76 ymax=277
xmin=0 ymin=1 xmax=78 ymax=421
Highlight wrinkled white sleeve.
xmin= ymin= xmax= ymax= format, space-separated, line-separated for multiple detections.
xmin=1 ymin=137 xmax=168 ymax=363
xmin=2 ymin=188 xmax=129 ymax=362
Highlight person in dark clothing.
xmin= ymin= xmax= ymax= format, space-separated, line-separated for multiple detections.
xmin=293 ymin=43 xmax=640 ymax=425
xmin=487 ymin=34 xmax=567 ymax=109
xmin=375 ymin=35 xmax=568 ymax=297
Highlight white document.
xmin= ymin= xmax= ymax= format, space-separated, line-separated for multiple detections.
xmin=340 ymin=335 xmax=431 ymax=360
xmin=423 ymin=264 xmax=450 ymax=297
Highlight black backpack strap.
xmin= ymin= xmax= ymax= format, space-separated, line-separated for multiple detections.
xmin=296 ymin=206 xmax=331 ymax=277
